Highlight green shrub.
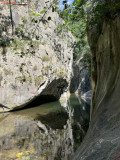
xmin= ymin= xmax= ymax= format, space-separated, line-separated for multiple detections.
xmin=15 ymin=76 xmax=26 ymax=83
xmin=4 ymin=68 xmax=13 ymax=76
xmin=11 ymin=38 xmax=25 ymax=50
xmin=57 ymin=71 xmax=65 ymax=78
xmin=22 ymin=16 xmax=27 ymax=23
xmin=41 ymin=56 xmax=50 ymax=62
xmin=34 ymin=75 xmax=44 ymax=87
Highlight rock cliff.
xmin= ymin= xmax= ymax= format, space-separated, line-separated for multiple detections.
xmin=70 ymin=53 xmax=91 ymax=104
xmin=70 ymin=53 xmax=91 ymax=95
xmin=73 ymin=3 xmax=120 ymax=160
xmin=0 ymin=0 xmax=74 ymax=112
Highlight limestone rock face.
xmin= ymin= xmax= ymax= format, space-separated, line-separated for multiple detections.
xmin=0 ymin=0 xmax=74 ymax=111
xmin=73 ymin=11 xmax=120 ymax=160
xmin=70 ymin=54 xmax=91 ymax=95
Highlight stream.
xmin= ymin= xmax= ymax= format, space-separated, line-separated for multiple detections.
xmin=0 ymin=94 xmax=90 ymax=160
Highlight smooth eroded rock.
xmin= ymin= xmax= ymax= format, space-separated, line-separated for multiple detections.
xmin=73 ymin=8 xmax=120 ymax=160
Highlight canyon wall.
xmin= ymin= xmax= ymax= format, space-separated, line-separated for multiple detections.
xmin=73 ymin=4 xmax=120 ymax=160
xmin=0 ymin=0 xmax=74 ymax=111
xmin=70 ymin=53 xmax=91 ymax=97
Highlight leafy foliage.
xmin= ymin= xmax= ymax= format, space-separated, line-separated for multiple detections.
xmin=60 ymin=0 xmax=90 ymax=61
xmin=60 ymin=0 xmax=120 ymax=63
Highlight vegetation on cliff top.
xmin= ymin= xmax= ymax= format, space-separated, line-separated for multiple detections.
xmin=59 ymin=0 xmax=120 ymax=64
xmin=59 ymin=0 xmax=90 ymax=67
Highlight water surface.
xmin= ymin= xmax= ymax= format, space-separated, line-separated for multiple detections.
xmin=0 ymin=94 xmax=90 ymax=160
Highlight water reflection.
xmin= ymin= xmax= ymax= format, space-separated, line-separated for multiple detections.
xmin=68 ymin=94 xmax=90 ymax=151
xmin=0 ymin=94 xmax=90 ymax=160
